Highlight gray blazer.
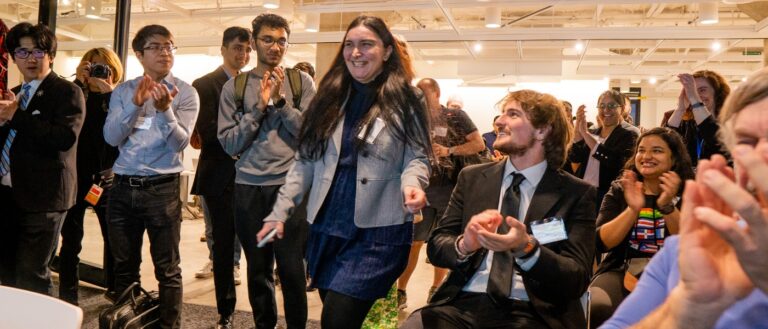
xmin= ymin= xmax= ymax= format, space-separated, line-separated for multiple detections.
xmin=264 ymin=104 xmax=430 ymax=228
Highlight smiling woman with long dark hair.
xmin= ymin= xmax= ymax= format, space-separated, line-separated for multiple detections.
xmin=257 ymin=15 xmax=432 ymax=328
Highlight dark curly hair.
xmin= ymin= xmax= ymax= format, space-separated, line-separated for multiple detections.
xmin=624 ymin=127 xmax=695 ymax=193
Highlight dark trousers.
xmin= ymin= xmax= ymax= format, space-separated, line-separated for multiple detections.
xmin=318 ymin=289 xmax=376 ymax=329
xmin=201 ymin=183 xmax=237 ymax=317
xmin=401 ymin=292 xmax=549 ymax=329
xmin=0 ymin=185 xmax=66 ymax=295
xmin=59 ymin=193 xmax=115 ymax=304
xmin=589 ymin=270 xmax=629 ymax=329
xmin=107 ymin=175 xmax=182 ymax=329
xmin=234 ymin=183 xmax=308 ymax=329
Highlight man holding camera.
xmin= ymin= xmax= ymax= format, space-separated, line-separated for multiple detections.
xmin=104 ymin=25 xmax=198 ymax=329
xmin=0 ymin=22 xmax=85 ymax=296
xmin=217 ymin=14 xmax=315 ymax=329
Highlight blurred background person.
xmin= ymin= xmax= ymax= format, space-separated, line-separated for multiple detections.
xmin=589 ymin=127 xmax=694 ymax=328
xmin=58 ymin=47 xmax=122 ymax=305
xmin=257 ymin=15 xmax=431 ymax=329
xmin=570 ymin=90 xmax=640 ymax=208
xmin=293 ymin=61 xmax=315 ymax=80
xmin=661 ymin=70 xmax=730 ymax=167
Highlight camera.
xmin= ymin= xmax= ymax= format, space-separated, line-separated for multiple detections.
xmin=90 ymin=63 xmax=111 ymax=79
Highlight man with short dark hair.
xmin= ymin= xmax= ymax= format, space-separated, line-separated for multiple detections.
xmin=191 ymin=26 xmax=251 ymax=329
xmin=218 ymin=14 xmax=315 ymax=329
xmin=104 ymin=24 xmax=199 ymax=329
xmin=0 ymin=22 xmax=85 ymax=296
xmin=402 ymin=89 xmax=596 ymax=329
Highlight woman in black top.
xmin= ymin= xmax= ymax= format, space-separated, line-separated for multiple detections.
xmin=58 ymin=48 xmax=122 ymax=305
xmin=588 ymin=127 xmax=694 ymax=328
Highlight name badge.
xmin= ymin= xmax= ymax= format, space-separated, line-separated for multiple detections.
xmin=357 ymin=117 xmax=386 ymax=144
xmin=433 ymin=126 xmax=448 ymax=137
xmin=84 ymin=184 xmax=104 ymax=206
xmin=134 ymin=116 xmax=153 ymax=130
xmin=530 ymin=217 xmax=568 ymax=244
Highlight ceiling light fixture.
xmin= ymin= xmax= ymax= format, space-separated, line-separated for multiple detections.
xmin=85 ymin=0 xmax=102 ymax=19
xmin=485 ymin=7 xmax=501 ymax=29
xmin=575 ymin=41 xmax=584 ymax=53
xmin=699 ymin=2 xmax=719 ymax=25
xmin=473 ymin=42 xmax=483 ymax=53
xmin=649 ymin=77 xmax=658 ymax=84
xmin=711 ymin=40 xmax=722 ymax=51
xmin=305 ymin=13 xmax=320 ymax=32
xmin=263 ymin=0 xmax=279 ymax=9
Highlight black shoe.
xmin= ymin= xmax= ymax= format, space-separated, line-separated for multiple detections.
xmin=216 ymin=314 xmax=234 ymax=329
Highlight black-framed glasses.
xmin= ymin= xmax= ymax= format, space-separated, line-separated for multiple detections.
xmin=597 ymin=103 xmax=621 ymax=110
xmin=258 ymin=37 xmax=288 ymax=48
xmin=14 ymin=48 xmax=46 ymax=59
xmin=142 ymin=45 xmax=178 ymax=54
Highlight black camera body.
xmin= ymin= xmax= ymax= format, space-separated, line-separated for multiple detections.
xmin=90 ymin=63 xmax=111 ymax=79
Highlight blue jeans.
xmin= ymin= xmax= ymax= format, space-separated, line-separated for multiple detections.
xmin=107 ymin=174 xmax=182 ymax=329
xmin=200 ymin=196 xmax=242 ymax=265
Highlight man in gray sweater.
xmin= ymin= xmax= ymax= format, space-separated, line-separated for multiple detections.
xmin=216 ymin=13 xmax=315 ymax=329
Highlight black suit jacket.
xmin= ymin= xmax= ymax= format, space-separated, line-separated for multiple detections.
xmin=190 ymin=67 xmax=236 ymax=196
xmin=570 ymin=121 xmax=640 ymax=192
xmin=427 ymin=160 xmax=596 ymax=329
xmin=0 ymin=72 xmax=85 ymax=212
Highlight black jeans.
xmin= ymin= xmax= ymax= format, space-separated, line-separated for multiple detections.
xmin=0 ymin=185 xmax=66 ymax=295
xmin=234 ymin=183 xmax=308 ymax=329
xmin=107 ymin=174 xmax=182 ymax=329
xmin=201 ymin=183 xmax=237 ymax=317
xmin=59 ymin=192 xmax=114 ymax=304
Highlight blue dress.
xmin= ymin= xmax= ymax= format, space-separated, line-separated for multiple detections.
xmin=305 ymin=80 xmax=413 ymax=301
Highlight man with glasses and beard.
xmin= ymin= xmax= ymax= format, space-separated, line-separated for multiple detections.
xmin=217 ymin=13 xmax=315 ymax=329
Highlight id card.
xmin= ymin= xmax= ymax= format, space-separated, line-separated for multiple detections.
xmin=134 ymin=116 xmax=153 ymax=130
xmin=84 ymin=184 xmax=104 ymax=206
xmin=530 ymin=217 xmax=568 ymax=244
xmin=357 ymin=117 xmax=386 ymax=144
xmin=433 ymin=126 xmax=448 ymax=137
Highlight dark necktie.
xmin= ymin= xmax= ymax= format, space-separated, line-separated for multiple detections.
xmin=487 ymin=172 xmax=526 ymax=303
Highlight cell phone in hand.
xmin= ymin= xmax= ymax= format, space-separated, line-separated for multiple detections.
xmin=257 ymin=228 xmax=278 ymax=248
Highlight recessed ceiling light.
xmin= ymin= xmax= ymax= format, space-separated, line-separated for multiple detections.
xmin=711 ymin=41 xmax=722 ymax=51
xmin=473 ymin=42 xmax=482 ymax=53
xmin=649 ymin=77 xmax=658 ymax=84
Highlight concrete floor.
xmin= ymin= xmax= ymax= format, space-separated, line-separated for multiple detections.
xmin=73 ymin=208 xmax=438 ymax=326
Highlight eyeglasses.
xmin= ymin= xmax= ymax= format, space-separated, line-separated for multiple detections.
xmin=14 ymin=48 xmax=46 ymax=59
xmin=258 ymin=37 xmax=288 ymax=48
xmin=598 ymin=103 xmax=621 ymax=110
xmin=142 ymin=45 xmax=178 ymax=54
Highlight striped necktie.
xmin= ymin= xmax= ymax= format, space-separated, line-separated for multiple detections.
xmin=487 ymin=172 xmax=526 ymax=304
xmin=0 ymin=84 xmax=33 ymax=176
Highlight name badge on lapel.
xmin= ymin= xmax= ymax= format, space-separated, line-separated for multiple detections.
xmin=357 ymin=117 xmax=386 ymax=144
xmin=134 ymin=116 xmax=153 ymax=130
xmin=530 ymin=217 xmax=568 ymax=244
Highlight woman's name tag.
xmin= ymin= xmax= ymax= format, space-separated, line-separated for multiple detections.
xmin=357 ymin=117 xmax=386 ymax=144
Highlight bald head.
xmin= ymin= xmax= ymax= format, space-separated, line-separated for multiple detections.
xmin=417 ymin=78 xmax=441 ymax=111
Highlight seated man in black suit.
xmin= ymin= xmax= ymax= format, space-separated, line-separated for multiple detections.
xmin=0 ymin=22 xmax=85 ymax=295
xmin=401 ymin=89 xmax=596 ymax=329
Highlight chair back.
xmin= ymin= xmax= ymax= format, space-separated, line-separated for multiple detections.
xmin=0 ymin=286 xmax=83 ymax=329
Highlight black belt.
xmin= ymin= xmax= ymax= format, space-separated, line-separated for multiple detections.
xmin=114 ymin=173 xmax=178 ymax=188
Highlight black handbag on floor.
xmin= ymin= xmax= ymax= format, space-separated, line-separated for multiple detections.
xmin=99 ymin=282 xmax=160 ymax=329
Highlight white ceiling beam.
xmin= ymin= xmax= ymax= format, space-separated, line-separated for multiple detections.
xmin=755 ymin=16 xmax=768 ymax=32
xmin=646 ymin=3 xmax=666 ymax=18
xmin=632 ymin=39 xmax=664 ymax=70
xmin=517 ymin=40 xmax=523 ymax=59
xmin=576 ymin=40 xmax=590 ymax=71
xmin=296 ymin=0 xmax=719 ymax=12
xmin=691 ymin=39 xmax=744 ymax=70
xmin=287 ymin=26 xmax=768 ymax=43
xmin=151 ymin=0 xmax=223 ymax=31
xmin=594 ymin=4 xmax=603 ymax=25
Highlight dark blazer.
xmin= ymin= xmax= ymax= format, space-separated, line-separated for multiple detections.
xmin=570 ymin=121 xmax=640 ymax=193
xmin=190 ymin=67 xmax=236 ymax=196
xmin=0 ymin=72 xmax=85 ymax=212
xmin=427 ymin=160 xmax=596 ymax=329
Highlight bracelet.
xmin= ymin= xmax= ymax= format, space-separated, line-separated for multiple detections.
xmin=455 ymin=235 xmax=475 ymax=260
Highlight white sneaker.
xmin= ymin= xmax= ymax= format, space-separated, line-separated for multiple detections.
xmin=195 ymin=261 xmax=214 ymax=279
xmin=234 ymin=266 xmax=242 ymax=285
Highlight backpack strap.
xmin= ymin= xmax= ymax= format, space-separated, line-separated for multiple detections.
xmin=233 ymin=72 xmax=249 ymax=113
xmin=285 ymin=68 xmax=303 ymax=111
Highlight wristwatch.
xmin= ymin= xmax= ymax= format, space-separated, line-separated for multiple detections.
xmin=513 ymin=236 xmax=540 ymax=259
xmin=448 ymin=147 xmax=456 ymax=155
xmin=658 ymin=196 xmax=680 ymax=215
xmin=691 ymin=102 xmax=705 ymax=109
xmin=274 ymin=97 xmax=287 ymax=108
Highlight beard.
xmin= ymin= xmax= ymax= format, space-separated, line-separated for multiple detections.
xmin=495 ymin=130 xmax=536 ymax=157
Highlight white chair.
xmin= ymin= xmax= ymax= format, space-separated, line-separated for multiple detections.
xmin=0 ymin=286 xmax=83 ymax=329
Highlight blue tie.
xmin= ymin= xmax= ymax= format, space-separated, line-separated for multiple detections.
xmin=0 ymin=85 xmax=32 ymax=176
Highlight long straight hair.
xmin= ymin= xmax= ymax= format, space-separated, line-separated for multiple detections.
xmin=297 ymin=16 xmax=432 ymax=161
